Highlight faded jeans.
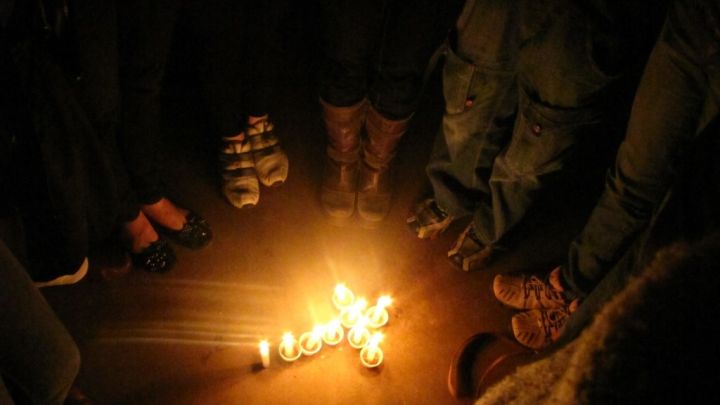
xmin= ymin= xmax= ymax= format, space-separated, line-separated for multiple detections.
xmin=563 ymin=0 xmax=720 ymax=296
xmin=426 ymin=0 xmax=643 ymax=247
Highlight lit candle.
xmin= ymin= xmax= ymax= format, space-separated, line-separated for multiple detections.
xmin=259 ymin=340 xmax=270 ymax=368
xmin=360 ymin=332 xmax=384 ymax=368
xmin=365 ymin=295 xmax=392 ymax=328
xmin=322 ymin=318 xmax=345 ymax=346
xmin=347 ymin=316 xmax=370 ymax=349
xmin=278 ymin=332 xmax=301 ymax=362
xmin=340 ymin=298 xmax=367 ymax=329
xmin=299 ymin=325 xmax=324 ymax=356
xmin=332 ymin=283 xmax=355 ymax=310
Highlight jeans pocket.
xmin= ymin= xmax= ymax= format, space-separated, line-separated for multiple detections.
xmin=504 ymin=92 xmax=602 ymax=176
xmin=442 ymin=47 xmax=476 ymax=115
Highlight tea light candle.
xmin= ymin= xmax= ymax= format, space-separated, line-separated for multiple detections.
xmin=360 ymin=332 xmax=384 ymax=368
xmin=259 ymin=340 xmax=270 ymax=368
xmin=340 ymin=298 xmax=367 ymax=329
xmin=347 ymin=317 xmax=370 ymax=349
xmin=323 ymin=318 xmax=345 ymax=346
xmin=332 ymin=283 xmax=355 ymax=310
xmin=278 ymin=332 xmax=301 ymax=362
xmin=299 ymin=325 xmax=324 ymax=356
xmin=366 ymin=295 xmax=392 ymax=328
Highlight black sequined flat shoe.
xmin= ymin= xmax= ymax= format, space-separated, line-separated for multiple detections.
xmin=156 ymin=211 xmax=212 ymax=249
xmin=131 ymin=239 xmax=176 ymax=273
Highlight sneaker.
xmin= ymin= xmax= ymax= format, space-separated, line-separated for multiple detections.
xmin=407 ymin=198 xmax=453 ymax=239
xmin=512 ymin=307 xmax=571 ymax=350
xmin=448 ymin=223 xmax=496 ymax=271
xmin=493 ymin=268 xmax=571 ymax=310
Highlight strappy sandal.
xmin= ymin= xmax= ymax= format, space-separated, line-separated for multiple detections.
xmin=407 ymin=197 xmax=454 ymax=239
xmin=247 ymin=118 xmax=289 ymax=187
xmin=219 ymin=136 xmax=260 ymax=209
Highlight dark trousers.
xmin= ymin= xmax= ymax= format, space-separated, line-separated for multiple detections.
xmin=318 ymin=0 xmax=453 ymax=119
xmin=0 ymin=240 xmax=80 ymax=404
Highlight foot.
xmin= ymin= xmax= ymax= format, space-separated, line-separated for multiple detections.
xmin=447 ymin=223 xmax=496 ymax=271
xmin=493 ymin=267 xmax=576 ymax=310
xmin=247 ymin=115 xmax=289 ymax=187
xmin=141 ymin=198 xmax=189 ymax=232
xmin=220 ymin=133 xmax=260 ymax=208
xmin=407 ymin=197 xmax=453 ymax=239
xmin=512 ymin=307 xmax=572 ymax=350
xmin=123 ymin=211 xmax=175 ymax=273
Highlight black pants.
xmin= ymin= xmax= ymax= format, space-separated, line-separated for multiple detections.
xmin=318 ymin=0 xmax=456 ymax=119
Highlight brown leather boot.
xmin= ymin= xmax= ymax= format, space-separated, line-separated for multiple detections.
xmin=320 ymin=98 xmax=367 ymax=223
xmin=357 ymin=106 xmax=410 ymax=227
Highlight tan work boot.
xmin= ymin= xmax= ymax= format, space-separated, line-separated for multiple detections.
xmin=357 ymin=106 xmax=410 ymax=227
xmin=320 ymin=98 xmax=367 ymax=224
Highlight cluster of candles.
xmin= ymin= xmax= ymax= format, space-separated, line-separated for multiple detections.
xmin=258 ymin=283 xmax=392 ymax=369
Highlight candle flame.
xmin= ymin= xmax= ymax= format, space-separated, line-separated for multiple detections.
xmin=377 ymin=295 xmax=392 ymax=308
xmin=311 ymin=325 xmax=324 ymax=339
xmin=355 ymin=298 xmax=368 ymax=311
xmin=259 ymin=340 xmax=269 ymax=353
xmin=335 ymin=283 xmax=348 ymax=298
xmin=369 ymin=332 xmax=383 ymax=348
xmin=282 ymin=332 xmax=295 ymax=345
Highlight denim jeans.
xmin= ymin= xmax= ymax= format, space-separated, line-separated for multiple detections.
xmin=563 ymin=0 xmax=720 ymax=296
xmin=426 ymin=0 xmax=649 ymax=247
xmin=0 ymin=240 xmax=80 ymax=404
xmin=318 ymin=0 xmax=456 ymax=119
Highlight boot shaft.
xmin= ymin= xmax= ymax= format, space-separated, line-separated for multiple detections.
xmin=364 ymin=106 xmax=411 ymax=169
xmin=320 ymin=98 xmax=367 ymax=155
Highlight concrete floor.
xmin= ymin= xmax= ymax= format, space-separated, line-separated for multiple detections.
xmin=40 ymin=43 xmax=598 ymax=405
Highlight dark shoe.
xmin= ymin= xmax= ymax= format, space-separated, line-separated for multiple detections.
xmin=448 ymin=223 xmax=496 ymax=271
xmin=448 ymin=333 xmax=533 ymax=400
xmin=247 ymin=117 xmax=289 ymax=187
xmin=407 ymin=197 xmax=454 ymax=239
xmin=156 ymin=211 xmax=212 ymax=249
xmin=320 ymin=98 xmax=366 ymax=223
xmin=357 ymin=106 xmax=410 ymax=227
xmin=130 ymin=239 xmax=175 ymax=273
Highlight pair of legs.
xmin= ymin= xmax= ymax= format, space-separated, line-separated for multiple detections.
xmin=318 ymin=0 xmax=453 ymax=226
xmin=493 ymin=0 xmax=717 ymax=349
xmin=415 ymin=0 xmax=634 ymax=271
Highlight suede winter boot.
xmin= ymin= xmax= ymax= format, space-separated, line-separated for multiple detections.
xmin=357 ymin=106 xmax=410 ymax=227
xmin=320 ymin=98 xmax=367 ymax=223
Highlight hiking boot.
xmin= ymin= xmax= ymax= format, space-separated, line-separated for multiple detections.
xmin=512 ymin=307 xmax=571 ymax=350
xmin=357 ymin=106 xmax=410 ymax=227
xmin=493 ymin=267 xmax=572 ymax=310
xmin=448 ymin=223 xmax=496 ymax=271
xmin=320 ymin=98 xmax=366 ymax=223
xmin=407 ymin=197 xmax=453 ymax=239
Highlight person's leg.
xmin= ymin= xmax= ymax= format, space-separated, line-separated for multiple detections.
xmin=564 ymin=2 xmax=717 ymax=295
xmin=0 ymin=240 xmax=80 ymax=404
xmin=318 ymin=0 xmax=384 ymax=222
xmin=422 ymin=0 xmax=524 ymax=234
xmin=355 ymin=0 xmax=453 ymax=226
xmin=469 ymin=3 xmax=625 ymax=261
